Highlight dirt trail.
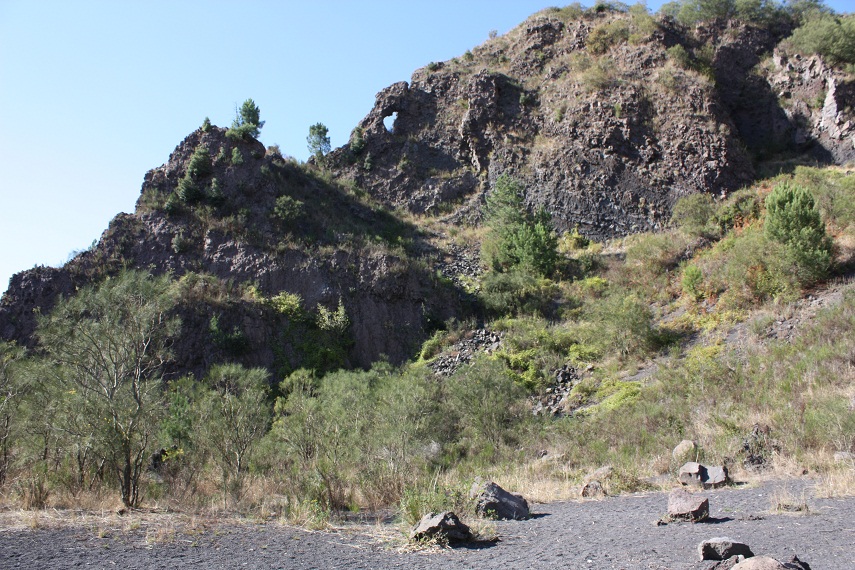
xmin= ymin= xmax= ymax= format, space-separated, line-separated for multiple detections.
xmin=1 ymin=478 xmax=853 ymax=569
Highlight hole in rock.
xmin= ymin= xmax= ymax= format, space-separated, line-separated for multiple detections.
xmin=383 ymin=112 xmax=398 ymax=133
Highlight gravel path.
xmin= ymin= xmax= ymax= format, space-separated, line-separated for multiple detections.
xmin=1 ymin=479 xmax=853 ymax=569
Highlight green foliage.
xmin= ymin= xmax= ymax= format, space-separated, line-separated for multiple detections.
xmin=198 ymin=364 xmax=271 ymax=501
xmin=789 ymin=13 xmax=855 ymax=65
xmin=479 ymin=268 xmax=558 ymax=318
xmin=583 ymin=290 xmax=661 ymax=357
xmin=36 ymin=271 xmax=179 ymax=507
xmin=681 ymin=264 xmax=705 ymax=300
xmin=587 ymin=19 xmax=630 ymax=54
xmin=315 ymin=300 xmax=349 ymax=334
xmin=481 ymin=175 xmax=558 ymax=278
xmin=764 ymin=182 xmax=833 ymax=285
xmin=0 ymin=342 xmax=26 ymax=484
xmin=446 ymin=356 xmax=527 ymax=450
xmin=669 ymin=0 xmax=786 ymax=26
xmin=671 ymin=193 xmax=717 ymax=237
xmin=209 ymin=314 xmax=250 ymax=356
xmin=349 ymin=126 xmax=366 ymax=155
xmin=307 ymin=123 xmax=331 ymax=162
xmin=267 ymin=292 xmax=305 ymax=321
xmin=227 ymin=98 xmax=264 ymax=140
xmin=273 ymin=195 xmax=305 ymax=225
xmin=230 ymin=147 xmax=244 ymax=165
xmin=667 ymin=44 xmax=693 ymax=69
xmin=201 ymin=116 xmax=212 ymax=132
xmin=176 ymin=145 xmax=213 ymax=204
xmin=580 ymin=58 xmax=618 ymax=91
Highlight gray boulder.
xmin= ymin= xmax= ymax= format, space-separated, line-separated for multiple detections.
xmin=673 ymin=439 xmax=697 ymax=462
xmin=679 ymin=462 xmax=729 ymax=489
xmin=668 ymin=488 xmax=709 ymax=522
xmin=699 ymin=537 xmax=754 ymax=560
xmin=410 ymin=511 xmax=472 ymax=542
xmin=703 ymin=556 xmax=747 ymax=570
xmin=731 ymin=556 xmax=787 ymax=570
xmin=581 ymin=480 xmax=606 ymax=498
xmin=679 ymin=462 xmax=706 ymax=486
xmin=470 ymin=480 xmax=530 ymax=520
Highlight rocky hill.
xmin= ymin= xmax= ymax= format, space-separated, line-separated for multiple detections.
xmin=0 ymin=127 xmax=462 ymax=378
xmin=328 ymin=8 xmax=854 ymax=238
xmin=2 ymin=6 xmax=854 ymax=379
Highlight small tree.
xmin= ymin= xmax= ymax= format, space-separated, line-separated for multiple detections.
xmin=764 ymin=182 xmax=833 ymax=286
xmin=197 ymin=364 xmax=271 ymax=502
xmin=37 ymin=271 xmax=179 ymax=507
xmin=481 ymin=174 xmax=558 ymax=277
xmin=307 ymin=123 xmax=331 ymax=162
xmin=228 ymin=98 xmax=265 ymax=140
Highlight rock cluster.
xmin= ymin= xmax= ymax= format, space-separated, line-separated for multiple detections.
xmin=532 ymin=363 xmax=579 ymax=416
xmin=698 ymin=536 xmax=812 ymax=570
xmin=667 ymin=488 xmax=710 ymax=522
xmin=427 ymin=328 xmax=502 ymax=377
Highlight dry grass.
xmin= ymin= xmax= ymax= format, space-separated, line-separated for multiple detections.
xmin=815 ymin=465 xmax=855 ymax=498
xmin=769 ymin=486 xmax=811 ymax=515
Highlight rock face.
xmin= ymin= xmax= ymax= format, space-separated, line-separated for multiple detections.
xmin=410 ymin=511 xmax=472 ymax=542
xmin=668 ymin=488 xmax=709 ymax=522
xmin=699 ymin=537 xmax=754 ymax=561
xmin=327 ymin=11 xmax=854 ymax=241
xmin=0 ymin=127 xmax=462 ymax=378
xmin=470 ymin=480 xmax=530 ymax=520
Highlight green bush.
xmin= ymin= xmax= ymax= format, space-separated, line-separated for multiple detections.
xmin=481 ymin=175 xmax=558 ymax=277
xmin=273 ymin=195 xmax=305 ymax=225
xmin=681 ymin=264 xmax=705 ymax=300
xmin=587 ymin=20 xmax=630 ymax=54
xmin=671 ymin=193 xmax=717 ymax=237
xmin=226 ymin=99 xmax=264 ymax=140
xmin=480 ymin=268 xmax=557 ymax=318
xmin=789 ymin=13 xmax=855 ymax=65
xmin=764 ymin=182 xmax=833 ymax=285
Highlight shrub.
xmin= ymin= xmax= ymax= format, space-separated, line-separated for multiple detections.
xmin=273 ymin=195 xmax=305 ymax=225
xmin=581 ymin=58 xmax=618 ymax=92
xmin=789 ymin=13 xmax=855 ymax=65
xmin=667 ymin=44 xmax=693 ymax=69
xmin=587 ymin=19 xmax=630 ymax=54
xmin=231 ymin=147 xmax=244 ymax=165
xmin=227 ymin=98 xmax=264 ymax=140
xmin=480 ymin=268 xmax=558 ymax=318
xmin=349 ymin=126 xmax=365 ymax=155
xmin=764 ymin=182 xmax=833 ymax=285
xmin=446 ymin=356 xmax=527 ymax=449
xmin=681 ymin=264 xmax=704 ymax=300
xmin=481 ymin=175 xmax=558 ymax=277
xmin=671 ymin=193 xmax=716 ymax=237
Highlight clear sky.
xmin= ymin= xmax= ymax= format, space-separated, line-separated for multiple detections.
xmin=0 ymin=1 xmax=852 ymax=295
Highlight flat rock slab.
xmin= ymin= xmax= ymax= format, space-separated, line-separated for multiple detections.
xmin=699 ymin=537 xmax=754 ymax=560
xmin=668 ymin=487 xmax=710 ymax=522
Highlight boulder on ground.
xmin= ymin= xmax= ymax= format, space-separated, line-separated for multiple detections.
xmin=731 ymin=556 xmax=787 ymax=570
xmin=703 ymin=556 xmax=747 ymax=570
xmin=581 ymin=480 xmax=605 ymax=498
xmin=673 ymin=439 xmax=697 ymax=461
xmin=410 ymin=511 xmax=472 ymax=542
xmin=679 ymin=462 xmax=706 ymax=486
xmin=704 ymin=465 xmax=729 ymax=489
xmin=679 ymin=462 xmax=729 ymax=489
xmin=470 ymin=480 xmax=530 ymax=520
xmin=668 ymin=487 xmax=709 ymax=522
xmin=699 ymin=537 xmax=754 ymax=560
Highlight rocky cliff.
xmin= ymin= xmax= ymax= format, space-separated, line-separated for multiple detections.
xmin=327 ymin=9 xmax=854 ymax=239
xmin=2 ymin=7 xmax=854 ymax=379
xmin=0 ymin=127 xmax=461 ymax=378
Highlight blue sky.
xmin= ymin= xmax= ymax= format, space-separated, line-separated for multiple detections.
xmin=0 ymin=0 xmax=852 ymax=294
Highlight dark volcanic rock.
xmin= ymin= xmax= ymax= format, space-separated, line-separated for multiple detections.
xmin=410 ymin=511 xmax=472 ymax=542
xmin=470 ymin=480 xmax=530 ymax=520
